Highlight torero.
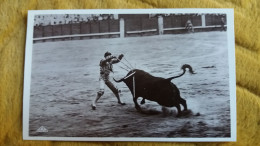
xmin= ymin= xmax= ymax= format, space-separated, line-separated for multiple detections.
xmin=91 ymin=51 xmax=125 ymax=110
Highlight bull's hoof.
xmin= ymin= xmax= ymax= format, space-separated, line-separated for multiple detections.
xmin=182 ymin=109 xmax=192 ymax=116
xmin=91 ymin=104 xmax=96 ymax=110
xmin=135 ymin=105 xmax=142 ymax=111
xmin=176 ymin=113 xmax=182 ymax=117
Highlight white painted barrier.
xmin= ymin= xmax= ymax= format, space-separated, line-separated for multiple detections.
xmin=163 ymin=25 xmax=227 ymax=31
xmin=126 ymin=29 xmax=157 ymax=34
xmin=33 ymin=32 xmax=120 ymax=41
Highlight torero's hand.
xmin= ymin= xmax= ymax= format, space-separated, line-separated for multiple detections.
xmin=118 ymin=54 xmax=124 ymax=60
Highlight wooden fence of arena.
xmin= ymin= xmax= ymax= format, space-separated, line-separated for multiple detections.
xmin=33 ymin=14 xmax=226 ymax=43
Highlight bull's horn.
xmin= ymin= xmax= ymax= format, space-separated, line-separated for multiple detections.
xmin=114 ymin=71 xmax=136 ymax=82
xmin=113 ymin=78 xmax=124 ymax=83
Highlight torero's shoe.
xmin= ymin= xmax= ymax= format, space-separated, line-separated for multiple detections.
xmin=118 ymin=102 xmax=126 ymax=105
xmin=91 ymin=104 xmax=96 ymax=110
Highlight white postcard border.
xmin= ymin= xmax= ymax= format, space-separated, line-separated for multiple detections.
xmin=23 ymin=9 xmax=236 ymax=142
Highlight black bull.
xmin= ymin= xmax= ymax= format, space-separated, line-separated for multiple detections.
xmin=114 ymin=64 xmax=195 ymax=117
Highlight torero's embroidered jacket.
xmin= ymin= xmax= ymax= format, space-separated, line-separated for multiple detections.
xmin=99 ymin=56 xmax=121 ymax=77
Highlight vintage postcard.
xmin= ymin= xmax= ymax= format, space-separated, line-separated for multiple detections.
xmin=23 ymin=9 xmax=236 ymax=141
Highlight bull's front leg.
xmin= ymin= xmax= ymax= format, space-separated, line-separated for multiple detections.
xmin=176 ymin=104 xmax=182 ymax=117
xmin=133 ymin=96 xmax=142 ymax=112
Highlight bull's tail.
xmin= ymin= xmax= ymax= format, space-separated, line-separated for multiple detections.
xmin=166 ymin=64 xmax=195 ymax=81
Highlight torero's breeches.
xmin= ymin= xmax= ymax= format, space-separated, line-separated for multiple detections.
xmin=105 ymin=80 xmax=120 ymax=98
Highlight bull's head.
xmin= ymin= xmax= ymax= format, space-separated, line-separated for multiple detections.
xmin=113 ymin=70 xmax=136 ymax=83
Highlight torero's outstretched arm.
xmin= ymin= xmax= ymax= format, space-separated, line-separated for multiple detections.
xmin=100 ymin=56 xmax=116 ymax=66
xmin=111 ymin=54 xmax=124 ymax=64
xmin=100 ymin=54 xmax=124 ymax=66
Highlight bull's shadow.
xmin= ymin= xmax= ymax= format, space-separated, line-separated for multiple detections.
xmin=114 ymin=64 xmax=195 ymax=117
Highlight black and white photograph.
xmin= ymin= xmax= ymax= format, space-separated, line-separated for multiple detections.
xmin=23 ymin=9 xmax=236 ymax=142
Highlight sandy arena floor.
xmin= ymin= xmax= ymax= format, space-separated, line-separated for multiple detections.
xmin=28 ymin=31 xmax=231 ymax=138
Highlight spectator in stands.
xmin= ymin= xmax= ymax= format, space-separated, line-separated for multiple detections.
xmin=221 ymin=17 xmax=226 ymax=31
xmin=91 ymin=52 xmax=126 ymax=110
xmin=185 ymin=19 xmax=194 ymax=33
